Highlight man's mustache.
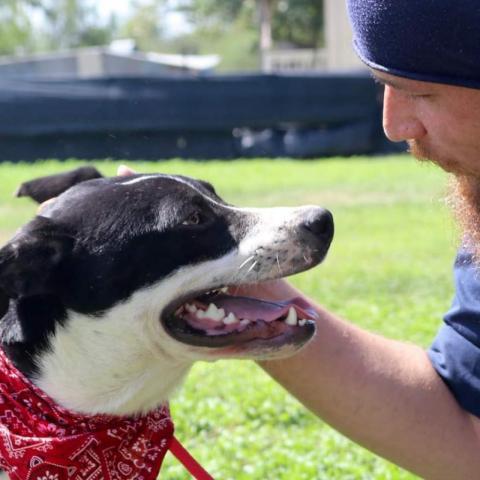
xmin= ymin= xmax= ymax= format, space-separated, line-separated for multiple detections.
xmin=409 ymin=140 xmax=471 ymax=177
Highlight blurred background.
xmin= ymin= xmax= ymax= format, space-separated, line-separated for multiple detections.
xmin=0 ymin=0 xmax=405 ymax=161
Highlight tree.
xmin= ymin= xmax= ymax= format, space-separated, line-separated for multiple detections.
xmin=258 ymin=0 xmax=274 ymax=71
xmin=120 ymin=0 xmax=165 ymax=52
xmin=174 ymin=0 xmax=323 ymax=70
xmin=0 ymin=0 xmax=117 ymax=55
xmin=41 ymin=0 xmax=114 ymax=49
xmin=177 ymin=0 xmax=323 ymax=48
xmin=274 ymin=0 xmax=324 ymax=48
xmin=178 ymin=0 xmax=246 ymax=28
xmin=0 ymin=0 xmax=42 ymax=55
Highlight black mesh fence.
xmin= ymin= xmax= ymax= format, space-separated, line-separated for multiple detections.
xmin=0 ymin=73 xmax=402 ymax=161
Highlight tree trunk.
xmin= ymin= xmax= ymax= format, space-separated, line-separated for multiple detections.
xmin=257 ymin=0 xmax=273 ymax=72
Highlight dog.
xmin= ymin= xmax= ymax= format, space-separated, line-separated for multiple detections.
xmin=0 ymin=171 xmax=333 ymax=479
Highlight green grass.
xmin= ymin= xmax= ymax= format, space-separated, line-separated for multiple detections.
xmin=0 ymin=156 xmax=456 ymax=479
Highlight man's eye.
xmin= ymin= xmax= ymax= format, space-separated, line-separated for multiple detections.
xmin=410 ymin=93 xmax=433 ymax=99
xmin=182 ymin=211 xmax=203 ymax=226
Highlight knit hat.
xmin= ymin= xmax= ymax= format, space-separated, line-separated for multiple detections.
xmin=346 ymin=0 xmax=480 ymax=89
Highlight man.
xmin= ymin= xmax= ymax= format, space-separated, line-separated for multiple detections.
xmin=253 ymin=1 xmax=480 ymax=479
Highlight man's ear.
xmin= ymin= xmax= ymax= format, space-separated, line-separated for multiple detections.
xmin=0 ymin=216 xmax=75 ymax=315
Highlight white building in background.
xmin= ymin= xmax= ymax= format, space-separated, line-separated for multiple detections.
xmin=324 ymin=0 xmax=363 ymax=70
xmin=266 ymin=0 xmax=364 ymax=73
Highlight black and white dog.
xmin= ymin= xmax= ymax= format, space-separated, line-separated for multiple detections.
xmin=0 ymin=172 xmax=333 ymax=475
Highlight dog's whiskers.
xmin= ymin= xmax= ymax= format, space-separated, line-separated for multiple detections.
xmin=276 ymin=254 xmax=282 ymax=276
xmin=246 ymin=260 xmax=258 ymax=274
xmin=229 ymin=256 xmax=257 ymax=295
xmin=238 ymin=255 xmax=255 ymax=271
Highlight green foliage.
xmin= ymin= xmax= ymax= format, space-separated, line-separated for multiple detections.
xmin=119 ymin=0 xmax=165 ymax=52
xmin=0 ymin=0 xmax=324 ymax=72
xmin=41 ymin=0 xmax=114 ymax=49
xmin=0 ymin=156 xmax=451 ymax=479
xmin=274 ymin=0 xmax=324 ymax=48
xmin=159 ymin=22 xmax=259 ymax=71
xmin=0 ymin=0 xmax=38 ymax=54
xmin=178 ymin=0 xmax=324 ymax=48
xmin=0 ymin=0 xmax=115 ymax=55
xmin=177 ymin=0 xmax=245 ymax=27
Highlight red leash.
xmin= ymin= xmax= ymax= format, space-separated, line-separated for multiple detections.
xmin=170 ymin=435 xmax=215 ymax=479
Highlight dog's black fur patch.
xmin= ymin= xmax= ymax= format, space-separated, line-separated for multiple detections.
xmin=1 ymin=175 xmax=243 ymax=375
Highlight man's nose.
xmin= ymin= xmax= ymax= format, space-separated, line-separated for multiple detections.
xmin=382 ymin=86 xmax=427 ymax=142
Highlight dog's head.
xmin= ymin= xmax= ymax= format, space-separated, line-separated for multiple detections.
xmin=0 ymin=172 xmax=333 ymax=413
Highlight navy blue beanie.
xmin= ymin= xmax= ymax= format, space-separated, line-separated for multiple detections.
xmin=347 ymin=0 xmax=480 ymax=89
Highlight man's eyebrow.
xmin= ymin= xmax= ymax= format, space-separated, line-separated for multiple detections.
xmin=371 ymin=73 xmax=408 ymax=91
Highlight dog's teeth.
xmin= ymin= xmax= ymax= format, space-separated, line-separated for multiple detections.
xmin=205 ymin=303 xmax=225 ymax=321
xmin=285 ymin=307 xmax=298 ymax=325
xmin=196 ymin=310 xmax=206 ymax=319
xmin=185 ymin=303 xmax=197 ymax=313
xmin=240 ymin=319 xmax=250 ymax=326
xmin=299 ymin=319 xmax=307 ymax=326
xmin=220 ymin=287 xmax=228 ymax=293
xmin=223 ymin=313 xmax=238 ymax=325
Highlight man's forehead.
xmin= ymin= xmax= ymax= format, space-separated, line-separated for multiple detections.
xmin=371 ymin=69 xmax=444 ymax=93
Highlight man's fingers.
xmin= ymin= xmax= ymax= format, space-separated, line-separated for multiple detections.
xmin=117 ymin=165 xmax=136 ymax=176
xmin=37 ymin=197 xmax=57 ymax=214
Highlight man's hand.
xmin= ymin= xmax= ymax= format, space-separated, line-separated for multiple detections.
xmin=117 ymin=165 xmax=136 ymax=176
xmin=37 ymin=197 xmax=56 ymax=214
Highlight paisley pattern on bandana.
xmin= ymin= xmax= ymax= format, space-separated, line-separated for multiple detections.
xmin=0 ymin=349 xmax=174 ymax=480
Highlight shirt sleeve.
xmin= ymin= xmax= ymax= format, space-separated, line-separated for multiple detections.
xmin=428 ymin=250 xmax=480 ymax=418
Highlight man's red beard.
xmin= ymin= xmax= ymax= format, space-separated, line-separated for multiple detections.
xmin=447 ymin=175 xmax=480 ymax=260
xmin=408 ymin=140 xmax=466 ymax=175
xmin=409 ymin=140 xmax=480 ymax=259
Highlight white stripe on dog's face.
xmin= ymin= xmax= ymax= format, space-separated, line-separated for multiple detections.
xmin=119 ymin=175 xmax=159 ymax=186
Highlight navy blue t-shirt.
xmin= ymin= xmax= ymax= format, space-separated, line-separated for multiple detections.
xmin=429 ymin=250 xmax=480 ymax=417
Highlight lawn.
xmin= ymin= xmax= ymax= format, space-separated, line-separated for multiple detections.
xmin=0 ymin=156 xmax=456 ymax=479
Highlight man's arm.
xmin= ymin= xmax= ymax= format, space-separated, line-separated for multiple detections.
xmin=113 ymin=166 xmax=480 ymax=477
xmin=257 ymin=281 xmax=480 ymax=480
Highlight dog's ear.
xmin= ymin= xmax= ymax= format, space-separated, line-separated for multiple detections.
xmin=0 ymin=216 xmax=75 ymax=310
xmin=15 ymin=166 xmax=103 ymax=204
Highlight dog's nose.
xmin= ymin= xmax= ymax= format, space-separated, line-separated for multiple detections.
xmin=301 ymin=209 xmax=334 ymax=241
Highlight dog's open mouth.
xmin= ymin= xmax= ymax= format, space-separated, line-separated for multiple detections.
xmin=163 ymin=287 xmax=317 ymax=350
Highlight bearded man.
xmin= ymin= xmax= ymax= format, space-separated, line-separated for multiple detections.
xmin=105 ymin=1 xmax=480 ymax=476
xmin=253 ymin=1 xmax=480 ymax=478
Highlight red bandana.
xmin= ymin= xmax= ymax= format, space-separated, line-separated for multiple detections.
xmin=0 ymin=349 xmax=213 ymax=480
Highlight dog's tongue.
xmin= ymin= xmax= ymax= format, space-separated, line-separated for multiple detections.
xmin=208 ymin=294 xmax=317 ymax=321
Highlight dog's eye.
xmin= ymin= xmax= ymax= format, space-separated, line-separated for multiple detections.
xmin=182 ymin=211 xmax=203 ymax=226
